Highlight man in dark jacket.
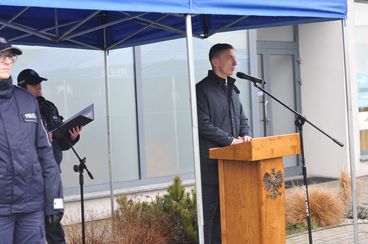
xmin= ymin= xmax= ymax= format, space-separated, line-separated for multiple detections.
xmin=17 ymin=69 xmax=81 ymax=244
xmin=0 ymin=37 xmax=63 ymax=243
xmin=196 ymin=43 xmax=252 ymax=244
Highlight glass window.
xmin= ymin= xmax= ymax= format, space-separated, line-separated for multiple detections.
xmin=139 ymin=30 xmax=251 ymax=178
xmin=10 ymin=29 xmax=251 ymax=194
xmin=13 ymin=46 xmax=110 ymax=195
xmin=108 ymin=49 xmax=140 ymax=184
xmin=140 ymin=39 xmax=194 ymax=177
xmin=355 ymin=2 xmax=368 ymax=158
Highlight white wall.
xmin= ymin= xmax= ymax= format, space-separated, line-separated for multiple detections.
xmin=345 ymin=0 xmax=368 ymax=176
xmin=298 ymin=20 xmax=350 ymax=178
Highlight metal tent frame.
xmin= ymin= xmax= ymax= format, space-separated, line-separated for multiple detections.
xmin=0 ymin=1 xmax=352 ymax=243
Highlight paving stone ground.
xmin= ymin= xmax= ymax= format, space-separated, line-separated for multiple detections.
xmin=286 ymin=223 xmax=368 ymax=244
xmin=286 ymin=175 xmax=368 ymax=244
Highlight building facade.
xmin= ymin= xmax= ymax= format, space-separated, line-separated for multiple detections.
xmin=10 ymin=0 xmax=367 ymax=217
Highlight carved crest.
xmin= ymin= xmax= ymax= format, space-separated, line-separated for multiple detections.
xmin=263 ymin=168 xmax=283 ymax=200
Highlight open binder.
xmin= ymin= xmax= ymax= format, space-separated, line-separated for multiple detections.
xmin=51 ymin=104 xmax=94 ymax=138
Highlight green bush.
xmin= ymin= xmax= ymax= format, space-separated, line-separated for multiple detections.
xmin=116 ymin=176 xmax=198 ymax=244
xmin=155 ymin=176 xmax=198 ymax=244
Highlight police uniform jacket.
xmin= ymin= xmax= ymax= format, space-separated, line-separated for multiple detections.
xmin=196 ymin=70 xmax=250 ymax=185
xmin=37 ymin=96 xmax=79 ymax=166
xmin=0 ymin=78 xmax=63 ymax=216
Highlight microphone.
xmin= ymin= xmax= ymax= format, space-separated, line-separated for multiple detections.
xmin=236 ymin=72 xmax=266 ymax=84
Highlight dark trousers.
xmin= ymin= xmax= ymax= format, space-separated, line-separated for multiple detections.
xmin=0 ymin=210 xmax=45 ymax=244
xmin=202 ymin=184 xmax=222 ymax=244
xmin=45 ymin=216 xmax=66 ymax=244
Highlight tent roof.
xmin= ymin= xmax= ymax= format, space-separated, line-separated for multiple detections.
xmin=0 ymin=0 xmax=347 ymax=50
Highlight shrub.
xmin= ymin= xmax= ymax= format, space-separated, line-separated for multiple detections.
xmin=114 ymin=196 xmax=172 ymax=243
xmin=115 ymin=176 xmax=198 ymax=244
xmin=64 ymin=176 xmax=198 ymax=243
xmin=339 ymin=168 xmax=352 ymax=207
xmin=286 ymin=222 xmax=318 ymax=236
xmin=346 ymin=204 xmax=368 ymax=219
xmin=285 ymin=185 xmax=345 ymax=227
xmin=154 ymin=176 xmax=198 ymax=244
xmin=64 ymin=213 xmax=113 ymax=244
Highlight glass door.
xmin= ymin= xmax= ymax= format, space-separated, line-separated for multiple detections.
xmin=257 ymin=46 xmax=301 ymax=174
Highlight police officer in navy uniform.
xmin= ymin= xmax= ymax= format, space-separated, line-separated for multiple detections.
xmin=0 ymin=37 xmax=64 ymax=243
xmin=17 ymin=69 xmax=81 ymax=244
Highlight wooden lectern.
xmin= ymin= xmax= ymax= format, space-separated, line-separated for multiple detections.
xmin=209 ymin=133 xmax=301 ymax=244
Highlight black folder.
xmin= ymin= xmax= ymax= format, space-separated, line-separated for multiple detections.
xmin=51 ymin=104 xmax=94 ymax=138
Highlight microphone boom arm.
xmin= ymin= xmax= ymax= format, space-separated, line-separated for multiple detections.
xmin=251 ymin=81 xmax=344 ymax=147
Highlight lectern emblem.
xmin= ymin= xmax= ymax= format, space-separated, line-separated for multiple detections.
xmin=263 ymin=168 xmax=283 ymax=200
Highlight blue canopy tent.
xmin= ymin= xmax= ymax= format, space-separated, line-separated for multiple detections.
xmin=0 ymin=0 xmax=349 ymax=243
xmin=0 ymin=0 xmax=346 ymax=50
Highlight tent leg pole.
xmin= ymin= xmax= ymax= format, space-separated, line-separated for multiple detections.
xmin=341 ymin=19 xmax=359 ymax=244
xmin=185 ymin=14 xmax=204 ymax=244
xmin=104 ymin=49 xmax=116 ymax=234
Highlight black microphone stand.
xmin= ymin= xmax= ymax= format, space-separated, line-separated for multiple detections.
xmin=249 ymin=80 xmax=344 ymax=244
xmin=56 ymin=127 xmax=94 ymax=244
xmin=71 ymin=145 xmax=93 ymax=244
